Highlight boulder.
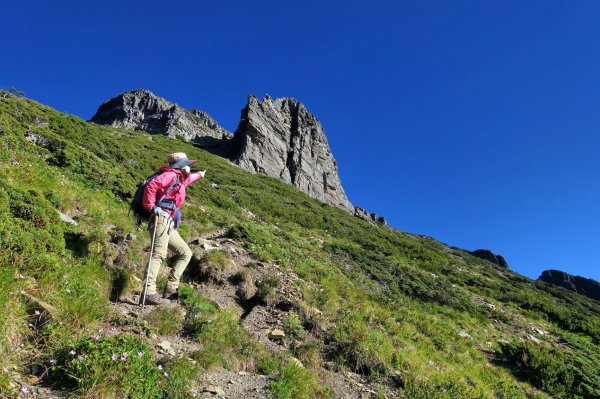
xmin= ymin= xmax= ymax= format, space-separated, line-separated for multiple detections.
xmin=268 ymin=329 xmax=286 ymax=341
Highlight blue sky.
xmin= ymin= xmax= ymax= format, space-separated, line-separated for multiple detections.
xmin=2 ymin=1 xmax=599 ymax=281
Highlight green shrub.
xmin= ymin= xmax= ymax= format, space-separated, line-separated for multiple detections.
xmin=332 ymin=309 xmax=396 ymax=377
xmin=48 ymin=333 xmax=195 ymax=398
xmin=400 ymin=372 xmax=486 ymax=399
xmin=256 ymin=275 xmax=280 ymax=304
xmin=204 ymin=249 xmax=231 ymax=269
xmin=39 ymin=258 xmax=110 ymax=326
xmin=177 ymin=285 xmax=217 ymax=334
xmin=499 ymin=341 xmax=600 ymax=398
xmin=283 ymin=312 xmax=304 ymax=339
xmin=291 ymin=340 xmax=322 ymax=368
xmin=270 ymin=360 xmax=323 ymax=399
xmin=146 ymin=306 xmax=184 ymax=336
xmin=256 ymin=352 xmax=282 ymax=375
xmin=193 ymin=310 xmax=256 ymax=370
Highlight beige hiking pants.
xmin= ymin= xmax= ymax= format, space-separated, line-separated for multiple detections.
xmin=145 ymin=215 xmax=193 ymax=295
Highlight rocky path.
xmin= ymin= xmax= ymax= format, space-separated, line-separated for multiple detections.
xmin=15 ymin=233 xmax=394 ymax=398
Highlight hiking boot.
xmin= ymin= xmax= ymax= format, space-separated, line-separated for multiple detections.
xmin=164 ymin=288 xmax=178 ymax=300
xmin=141 ymin=294 xmax=169 ymax=306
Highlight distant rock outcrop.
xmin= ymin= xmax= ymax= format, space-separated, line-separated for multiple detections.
xmin=232 ymin=95 xmax=353 ymax=212
xmin=469 ymin=249 xmax=509 ymax=269
xmin=538 ymin=269 xmax=600 ymax=302
xmin=89 ymin=89 xmax=231 ymax=148
xmin=354 ymin=207 xmax=387 ymax=225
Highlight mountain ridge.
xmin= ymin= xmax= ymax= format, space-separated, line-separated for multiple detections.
xmin=538 ymin=269 xmax=600 ymax=302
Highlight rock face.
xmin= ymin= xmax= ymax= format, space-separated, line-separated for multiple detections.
xmin=539 ymin=270 xmax=600 ymax=302
xmin=469 ymin=249 xmax=509 ymax=269
xmin=89 ymin=89 xmax=231 ymax=148
xmin=232 ymin=95 xmax=353 ymax=212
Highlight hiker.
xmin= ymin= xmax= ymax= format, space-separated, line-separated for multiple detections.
xmin=141 ymin=152 xmax=205 ymax=305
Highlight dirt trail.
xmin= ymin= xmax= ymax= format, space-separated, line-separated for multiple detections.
xmin=20 ymin=234 xmax=395 ymax=398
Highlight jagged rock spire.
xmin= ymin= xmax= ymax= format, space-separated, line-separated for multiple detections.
xmin=232 ymin=95 xmax=353 ymax=212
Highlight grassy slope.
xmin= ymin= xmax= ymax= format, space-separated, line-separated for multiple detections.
xmin=1 ymin=91 xmax=599 ymax=398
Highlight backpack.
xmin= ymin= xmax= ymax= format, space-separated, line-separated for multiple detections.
xmin=130 ymin=171 xmax=179 ymax=218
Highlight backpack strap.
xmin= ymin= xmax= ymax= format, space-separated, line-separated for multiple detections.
xmin=155 ymin=174 xmax=179 ymax=208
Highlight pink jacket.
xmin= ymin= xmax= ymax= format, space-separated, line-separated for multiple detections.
xmin=142 ymin=165 xmax=204 ymax=217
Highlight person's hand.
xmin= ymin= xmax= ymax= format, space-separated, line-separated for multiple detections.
xmin=199 ymin=170 xmax=207 ymax=178
xmin=152 ymin=207 xmax=170 ymax=219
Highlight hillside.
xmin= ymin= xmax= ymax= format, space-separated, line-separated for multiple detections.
xmin=1 ymin=90 xmax=600 ymax=398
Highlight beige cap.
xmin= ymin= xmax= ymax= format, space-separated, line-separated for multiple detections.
xmin=167 ymin=152 xmax=198 ymax=169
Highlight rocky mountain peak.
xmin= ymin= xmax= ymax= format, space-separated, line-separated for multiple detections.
xmin=89 ymin=89 xmax=231 ymax=148
xmin=90 ymin=91 xmax=355 ymax=213
xmin=232 ymin=95 xmax=353 ymax=212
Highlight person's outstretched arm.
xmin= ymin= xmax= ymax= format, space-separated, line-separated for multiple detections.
xmin=186 ymin=170 xmax=206 ymax=185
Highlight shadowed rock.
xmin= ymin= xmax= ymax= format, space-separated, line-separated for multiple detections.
xmin=470 ymin=249 xmax=509 ymax=269
xmin=538 ymin=269 xmax=600 ymax=302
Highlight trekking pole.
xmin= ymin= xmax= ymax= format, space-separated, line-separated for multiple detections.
xmin=141 ymin=215 xmax=159 ymax=311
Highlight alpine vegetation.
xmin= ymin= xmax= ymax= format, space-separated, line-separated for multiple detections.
xmin=1 ymin=90 xmax=600 ymax=398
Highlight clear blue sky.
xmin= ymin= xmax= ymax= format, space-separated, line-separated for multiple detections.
xmin=2 ymin=1 xmax=599 ymax=281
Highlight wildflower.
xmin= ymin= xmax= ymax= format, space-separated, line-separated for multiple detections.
xmin=78 ymin=355 xmax=84 ymax=361
xmin=137 ymin=352 xmax=143 ymax=357
xmin=18 ymin=274 xmax=25 ymax=279
xmin=66 ymin=288 xmax=71 ymax=293
xmin=34 ymin=310 xmax=40 ymax=315
xmin=8 ymin=291 xmax=13 ymax=295
xmin=69 ymin=350 xmax=76 ymax=356
xmin=120 ymin=356 xmax=127 ymax=362
xmin=20 ymin=386 xmax=29 ymax=393
xmin=2 ymin=368 xmax=8 ymax=372
xmin=49 ymin=358 xmax=56 ymax=364
xmin=111 ymin=354 xmax=117 ymax=361
xmin=157 ymin=364 xmax=163 ymax=371
xmin=19 ymin=290 xmax=26 ymax=295
xmin=28 ymin=323 xmax=34 ymax=327
xmin=164 ymin=372 xmax=168 ymax=377
xmin=122 ymin=352 xmax=128 ymax=357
